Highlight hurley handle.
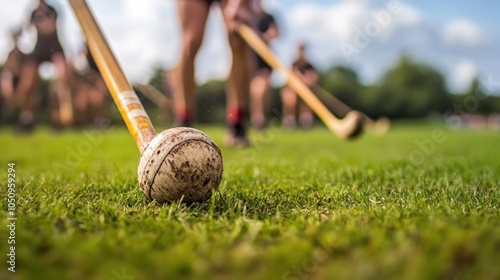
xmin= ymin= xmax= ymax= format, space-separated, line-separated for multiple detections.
xmin=69 ymin=0 xmax=156 ymax=152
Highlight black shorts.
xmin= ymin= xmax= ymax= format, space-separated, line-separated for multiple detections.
xmin=29 ymin=35 xmax=64 ymax=63
xmin=254 ymin=52 xmax=272 ymax=72
xmin=12 ymin=76 xmax=20 ymax=90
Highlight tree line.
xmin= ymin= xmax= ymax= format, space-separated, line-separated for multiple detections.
xmin=148 ymin=55 xmax=500 ymax=123
xmin=1 ymin=55 xmax=499 ymax=126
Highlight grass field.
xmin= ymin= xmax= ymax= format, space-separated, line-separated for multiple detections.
xmin=1 ymin=123 xmax=499 ymax=280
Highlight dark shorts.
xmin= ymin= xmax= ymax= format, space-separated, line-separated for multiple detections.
xmin=12 ymin=76 xmax=20 ymax=90
xmin=253 ymin=52 xmax=272 ymax=72
xmin=29 ymin=35 xmax=64 ymax=64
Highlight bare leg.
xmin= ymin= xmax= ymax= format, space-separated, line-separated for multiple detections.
xmin=73 ymin=79 xmax=89 ymax=127
xmin=1 ymin=72 xmax=14 ymax=107
xmin=16 ymin=60 xmax=39 ymax=130
xmin=172 ymin=0 xmax=210 ymax=126
xmin=250 ymin=69 xmax=271 ymax=130
xmin=280 ymin=85 xmax=297 ymax=130
xmin=222 ymin=13 xmax=252 ymax=122
xmin=221 ymin=1 xmax=253 ymax=147
xmin=298 ymin=75 xmax=316 ymax=129
xmin=52 ymin=53 xmax=73 ymax=127
xmin=89 ymin=75 xmax=108 ymax=128
xmin=49 ymin=82 xmax=62 ymax=128
xmin=1 ymin=72 xmax=15 ymax=122
xmin=298 ymin=99 xmax=313 ymax=129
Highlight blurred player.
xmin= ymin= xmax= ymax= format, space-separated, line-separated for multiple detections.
xmin=0 ymin=29 xmax=24 ymax=123
xmin=281 ymin=43 xmax=318 ymax=130
xmin=170 ymin=0 xmax=254 ymax=147
xmin=71 ymin=45 xmax=108 ymax=129
xmin=16 ymin=0 xmax=72 ymax=131
xmin=249 ymin=0 xmax=279 ymax=131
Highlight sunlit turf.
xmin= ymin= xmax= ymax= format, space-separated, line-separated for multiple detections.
xmin=0 ymin=123 xmax=499 ymax=280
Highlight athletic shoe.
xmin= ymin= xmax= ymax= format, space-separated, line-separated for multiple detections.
xmin=299 ymin=113 xmax=314 ymax=129
xmin=251 ymin=115 xmax=266 ymax=132
xmin=225 ymin=121 xmax=250 ymax=148
xmin=174 ymin=118 xmax=192 ymax=128
xmin=17 ymin=111 xmax=35 ymax=134
xmin=282 ymin=115 xmax=296 ymax=131
xmin=17 ymin=120 xmax=35 ymax=134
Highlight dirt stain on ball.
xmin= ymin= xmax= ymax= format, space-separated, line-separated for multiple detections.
xmin=138 ymin=128 xmax=223 ymax=204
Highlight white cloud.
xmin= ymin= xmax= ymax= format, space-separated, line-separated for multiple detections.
xmin=80 ymin=0 xmax=229 ymax=83
xmin=278 ymin=0 xmax=370 ymax=72
xmin=443 ymin=19 xmax=483 ymax=47
xmin=286 ymin=1 xmax=368 ymax=43
xmin=194 ymin=7 xmax=232 ymax=83
xmin=80 ymin=0 xmax=180 ymax=82
xmin=451 ymin=60 xmax=478 ymax=91
xmin=0 ymin=0 xmax=33 ymax=61
xmin=394 ymin=5 xmax=422 ymax=27
xmin=326 ymin=1 xmax=368 ymax=42
xmin=0 ymin=0 xmax=498 ymax=94
xmin=277 ymin=0 xmax=427 ymax=86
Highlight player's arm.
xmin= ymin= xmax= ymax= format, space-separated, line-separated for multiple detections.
xmin=1 ymin=55 xmax=15 ymax=98
xmin=223 ymin=0 xmax=255 ymax=31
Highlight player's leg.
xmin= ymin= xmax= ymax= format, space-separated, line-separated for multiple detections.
xmin=280 ymin=85 xmax=297 ymax=130
xmin=0 ymin=71 xmax=13 ymax=123
xmin=298 ymin=72 xmax=317 ymax=129
xmin=298 ymin=99 xmax=314 ymax=129
xmin=52 ymin=53 xmax=73 ymax=127
xmin=171 ymin=0 xmax=211 ymax=126
xmin=250 ymin=66 xmax=271 ymax=131
xmin=73 ymin=76 xmax=90 ymax=127
xmin=0 ymin=70 xmax=15 ymax=110
xmin=88 ymin=74 xmax=108 ymax=128
xmin=16 ymin=60 xmax=39 ymax=131
xmin=221 ymin=0 xmax=254 ymax=146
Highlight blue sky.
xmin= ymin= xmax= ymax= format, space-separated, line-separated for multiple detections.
xmin=313 ymin=0 xmax=499 ymax=27
xmin=406 ymin=0 xmax=500 ymax=27
xmin=274 ymin=0 xmax=499 ymax=27
xmin=0 ymin=0 xmax=498 ymax=93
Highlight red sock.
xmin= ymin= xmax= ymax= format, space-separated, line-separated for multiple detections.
xmin=176 ymin=108 xmax=193 ymax=125
xmin=227 ymin=107 xmax=246 ymax=124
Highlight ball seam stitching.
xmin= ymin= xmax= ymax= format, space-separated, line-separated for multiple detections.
xmin=147 ymin=138 xmax=222 ymax=202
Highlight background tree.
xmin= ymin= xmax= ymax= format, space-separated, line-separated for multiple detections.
xmin=370 ymin=55 xmax=451 ymax=118
xmin=319 ymin=65 xmax=364 ymax=112
xmin=195 ymin=80 xmax=226 ymax=124
xmin=464 ymin=77 xmax=493 ymax=113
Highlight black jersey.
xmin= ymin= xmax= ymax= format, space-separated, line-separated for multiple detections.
xmin=29 ymin=3 xmax=64 ymax=63
xmin=254 ymin=13 xmax=277 ymax=71
xmin=257 ymin=13 xmax=276 ymax=33
xmin=293 ymin=60 xmax=315 ymax=75
xmin=31 ymin=4 xmax=57 ymax=28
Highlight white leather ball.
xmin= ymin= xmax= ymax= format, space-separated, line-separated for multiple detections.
xmin=138 ymin=127 xmax=223 ymax=203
